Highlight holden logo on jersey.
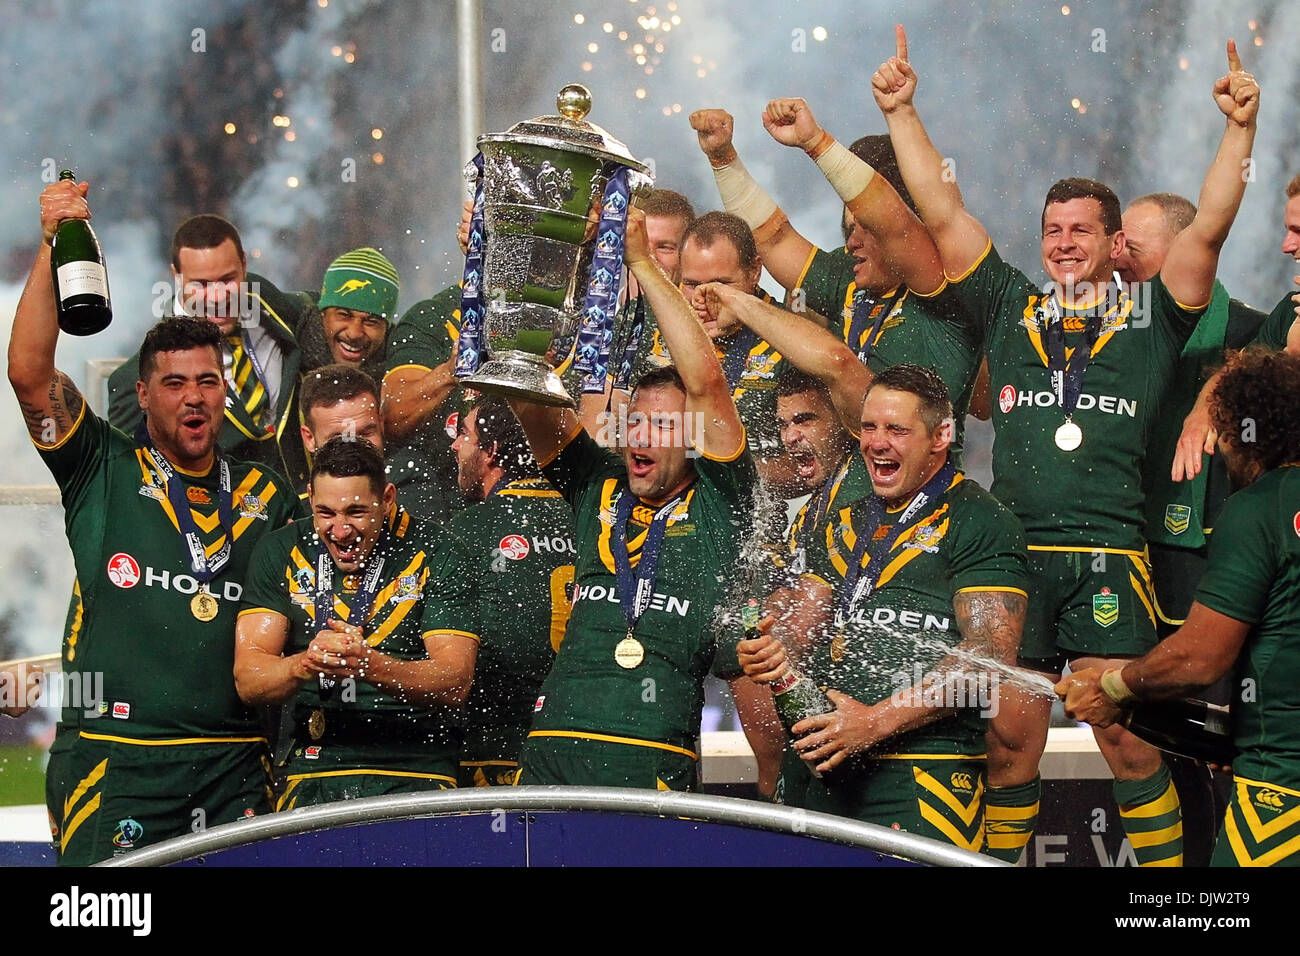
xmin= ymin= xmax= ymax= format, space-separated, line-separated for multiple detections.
xmin=533 ymin=695 xmax=546 ymax=712
xmin=1293 ymin=512 xmax=1300 ymax=538
xmin=998 ymin=385 xmax=1016 ymax=415
xmin=499 ymin=535 xmax=530 ymax=560
xmin=106 ymin=553 xmax=141 ymax=589
xmin=1093 ymin=587 xmax=1119 ymax=628
xmin=444 ymin=411 xmax=459 ymax=439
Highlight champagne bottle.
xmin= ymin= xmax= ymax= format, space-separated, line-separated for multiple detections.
xmin=50 ymin=169 xmax=112 ymax=336
xmin=741 ymin=598 xmax=834 ymax=735
xmin=1122 ymin=698 xmax=1235 ymax=765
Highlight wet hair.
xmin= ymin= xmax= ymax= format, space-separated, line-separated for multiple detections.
xmin=138 ymin=316 xmax=223 ymax=381
xmin=1042 ymin=178 xmax=1122 ymax=235
xmin=310 ymin=435 xmax=387 ymax=496
xmin=170 ymin=214 xmax=245 ymax=271
xmin=1286 ymin=174 xmax=1300 ymax=200
xmin=681 ymin=211 xmax=759 ymax=271
xmin=776 ymin=366 xmax=832 ymax=401
xmin=1210 ymin=347 xmax=1300 ymax=473
xmin=849 ymin=134 xmax=917 ymax=215
xmin=469 ymin=395 xmax=540 ymax=480
xmin=300 ymin=364 xmax=379 ymax=424
xmin=1128 ymin=192 xmax=1196 ymax=235
xmin=867 ymin=363 xmax=953 ymax=432
xmin=632 ymin=364 xmax=687 ymax=397
xmin=642 ymin=189 xmax=696 ymax=227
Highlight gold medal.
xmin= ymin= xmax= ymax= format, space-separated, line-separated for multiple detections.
xmin=190 ymin=589 xmax=219 ymax=622
xmin=830 ymin=632 xmax=847 ymax=663
xmin=308 ymin=708 xmax=326 ymax=741
xmin=614 ymin=633 xmax=645 ymax=669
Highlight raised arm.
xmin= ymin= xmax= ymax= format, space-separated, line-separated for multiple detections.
xmin=625 ymin=208 xmax=745 ymax=458
xmin=8 ymin=179 xmax=90 ymax=447
xmin=872 ymin=25 xmax=990 ymax=278
xmin=381 ymin=358 xmax=458 ymax=442
xmin=1159 ymin=40 xmax=1259 ymax=309
xmin=761 ymin=96 xmax=944 ymax=295
xmin=690 ymin=108 xmax=814 ymax=290
xmin=699 ymin=282 xmax=870 ymax=434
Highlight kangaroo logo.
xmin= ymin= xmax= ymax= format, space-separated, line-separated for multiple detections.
xmin=334 ymin=278 xmax=372 ymax=295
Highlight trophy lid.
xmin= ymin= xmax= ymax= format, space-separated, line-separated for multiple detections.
xmin=478 ymin=83 xmax=651 ymax=175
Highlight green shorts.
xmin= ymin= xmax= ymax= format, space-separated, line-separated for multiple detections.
xmin=1212 ymin=776 xmax=1300 ymax=867
xmin=277 ymin=740 xmax=458 ymax=810
xmin=1019 ymin=548 xmax=1158 ymax=663
xmin=46 ymin=729 xmax=272 ymax=866
xmin=1148 ymin=541 xmax=1209 ymax=637
xmin=458 ymin=761 xmax=520 ymax=788
xmin=517 ymin=732 xmax=697 ymax=791
xmin=803 ymin=756 xmax=987 ymax=853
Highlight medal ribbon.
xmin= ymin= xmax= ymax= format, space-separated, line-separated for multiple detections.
xmin=847 ymin=286 xmax=905 ymax=365
xmin=1039 ymin=275 xmax=1119 ymax=419
xmin=454 ymin=153 xmax=487 ymax=379
xmin=839 ymin=461 xmax=957 ymax=623
xmin=313 ymin=518 xmax=393 ymax=697
xmin=227 ymin=331 xmax=271 ymax=426
xmin=142 ymin=442 xmax=233 ymax=585
xmin=610 ymin=292 xmax=647 ymax=391
xmin=575 ymin=166 xmax=634 ymax=393
xmin=797 ymin=452 xmax=854 ymax=556
xmin=721 ymin=327 xmax=761 ymax=392
xmin=611 ymin=491 xmax=685 ymax=638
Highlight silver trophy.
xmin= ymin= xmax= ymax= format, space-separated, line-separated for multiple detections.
xmin=463 ymin=84 xmax=654 ymax=406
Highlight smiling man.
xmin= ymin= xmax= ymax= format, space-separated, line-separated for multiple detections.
xmin=876 ymin=26 xmax=1258 ymax=863
xmin=506 ymin=207 xmax=761 ymax=791
xmin=235 ymin=438 xmax=476 ymax=808
xmin=296 ymin=247 xmax=398 ymax=386
xmin=11 ymin=180 xmax=299 ymax=864
xmin=738 ymin=365 xmax=1027 ymax=846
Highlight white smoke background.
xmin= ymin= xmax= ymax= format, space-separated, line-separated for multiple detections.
xmin=1 ymin=0 xmax=1298 ymax=674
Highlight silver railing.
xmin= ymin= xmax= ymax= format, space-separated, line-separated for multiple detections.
xmin=103 ymin=787 xmax=1006 ymax=867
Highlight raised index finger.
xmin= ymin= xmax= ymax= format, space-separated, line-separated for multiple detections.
xmin=895 ymin=23 xmax=909 ymax=63
xmin=1226 ymin=37 xmax=1242 ymax=72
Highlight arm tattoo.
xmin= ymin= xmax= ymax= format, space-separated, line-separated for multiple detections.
xmin=953 ymin=589 xmax=1028 ymax=664
xmin=20 ymin=371 xmax=84 ymax=444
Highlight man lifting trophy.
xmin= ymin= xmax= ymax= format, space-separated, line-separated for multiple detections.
xmin=455 ymin=83 xmax=654 ymax=406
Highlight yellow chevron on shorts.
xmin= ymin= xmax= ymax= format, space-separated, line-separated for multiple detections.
xmin=919 ymin=802 xmax=984 ymax=852
xmin=63 ymin=757 xmax=107 ymax=822
xmin=1232 ymin=780 xmax=1300 ymax=841
xmin=61 ymin=757 xmax=109 ymax=852
xmin=1223 ymin=801 xmax=1300 ymax=867
xmin=913 ymin=766 xmax=982 ymax=828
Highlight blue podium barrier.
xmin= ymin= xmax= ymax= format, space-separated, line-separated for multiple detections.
xmin=101 ymin=787 xmax=1004 ymax=867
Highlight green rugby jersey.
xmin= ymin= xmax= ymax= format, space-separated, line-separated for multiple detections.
xmin=385 ymin=285 xmax=466 ymax=523
xmin=790 ymin=245 xmax=982 ymax=461
xmin=239 ymin=506 xmax=461 ymax=758
xmin=1192 ymin=466 xmax=1300 ymax=790
xmin=803 ymin=472 xmax=1028 ymax=756
xmin=423 ymin=478 xmax=575 ymax=764
xmin=645 ymin=293 xmax=788 ymax=461
xmin=35 ymin=408 xmax=297 ymax=739
xmin=530 ymin=427 xmax=757 ymax=753
xmin=785 ymin=452 xmax=871 ymax=577
xmin=1251 ymin=288 xmax=1295 ymax=351
xmin=953 ymin=242 xmax=1204 ymax=551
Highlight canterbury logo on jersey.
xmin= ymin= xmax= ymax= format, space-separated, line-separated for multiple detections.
xmin=950 ymin=772 xmax=974 ymax=791
xmin=1255 ymin=790 xmax=1287 ymax=811
xmin=833 ymin=605 xmax=951 ymax=631
xmin=572 ymin=583 xmax=691 ymax=617
xmin=996 ymin=386 xmax=1138 ymax=418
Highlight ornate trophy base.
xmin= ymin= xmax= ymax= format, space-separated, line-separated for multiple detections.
xmin=463 ymin=350 xmax=574 ymax=408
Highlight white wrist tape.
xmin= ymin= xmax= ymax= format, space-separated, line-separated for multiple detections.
xmin=712 ymin=157 xmax=780 ymax=232
xmin=814 ymin=139 xmax=876 ymax=205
